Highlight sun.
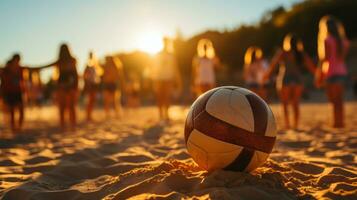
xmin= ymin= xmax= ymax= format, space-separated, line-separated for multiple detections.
xmin=136 ymin=30 xmax=163 ymax=54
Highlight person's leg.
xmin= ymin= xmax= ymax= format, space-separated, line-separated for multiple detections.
xmin=331 ymin=84 xmax=344 ymax=127
xmin=68 ymin=90 xmax=77 ymax=129
xmin=86 ymin=91 xmax=95 ymax=121
xmin=291 ymin=85 xmax=303 ymax=129
xmin=279 ymin=86 xmax=290 ymax=129
xmin=103 ymin=91 xmax=110 ymax=118
xmin=9 ymin=106 xmax=15 ymax=131
xmin=57 ymin=91 xmax=66 ymax=129
xmin=154 ymin=81 xmax=164 ymax=120
xmin=163 ymin=83 xmax=172 ymax=121
xmin=113 ymin=90 xmax=122 ymax=118
xmin=336 ymin=84 xmax=345 ymax=127
xmin=18 ymin=103 xmax=24 ymax=130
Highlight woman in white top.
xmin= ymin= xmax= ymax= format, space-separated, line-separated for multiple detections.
xmin=192 ymin=39 xmax=219 ymax=97
xmin=152 ymin=37 xmax=182 ymax=122
xmin=243 ymin=47 xmax=269 ymax=101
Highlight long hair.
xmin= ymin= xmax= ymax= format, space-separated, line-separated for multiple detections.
xmin=197 ymin=39 xmax=215 ymax=59
xmin=105 ymin=56 xmax=122 ymax=71
xmin=283 ymin=34 xmax=304 ymax=65
xmin=58 ymin=43 xmax=74 ymax=65
xmin=318 ymin=15 xmax=346 ymax=60
xmin=244 ymin=46 xmax=263 ymax=65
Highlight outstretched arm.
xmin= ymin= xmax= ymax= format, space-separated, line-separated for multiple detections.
xmin=33 ymin=61 xmax=58 ymax=70
xmin=303 ymin=53 xmax=316 ymax=74
xmin=265 ymin=49 xmax=283 ymax=79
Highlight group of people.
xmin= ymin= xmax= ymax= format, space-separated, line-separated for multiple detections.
xmin=0 ymin=15 xmax=350 ymax=132
xmin=243 ymin=15 xmax=349 ymax=129
xmin=188 ymin=15 xmax=349 ymax=129
xmin=0 ymin=45 xmax=127 ymax=132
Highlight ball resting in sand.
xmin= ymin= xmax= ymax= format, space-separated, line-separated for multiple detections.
xmin=185 ymin=86 xmax=277 ymax=172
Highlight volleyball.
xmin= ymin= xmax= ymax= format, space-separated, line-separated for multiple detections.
xmin=184 ymin=86 xmax=277 ymax=172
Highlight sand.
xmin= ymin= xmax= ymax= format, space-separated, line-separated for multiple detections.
xmin=0 ymin=103 xmax=356 ymax=200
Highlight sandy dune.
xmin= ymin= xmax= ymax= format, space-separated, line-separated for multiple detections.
xmin=0 ymin=103 xmax=356 ymax=200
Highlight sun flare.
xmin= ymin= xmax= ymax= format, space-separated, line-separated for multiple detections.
xmin=136 ymin=30 xmax=163 ymax=54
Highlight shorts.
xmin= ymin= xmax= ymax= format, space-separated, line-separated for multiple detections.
xmin=84 ymin=82 xmax=97 ymax=93
xmin=282 ymin=75 xmax=302 ymax=85
xmin=3 ymin=92 xmax=23 ymax=106
xmin=103 ymin=83 xmax=118 ymax=92
xmin=326 ymin=75 xmax=346 ymax=84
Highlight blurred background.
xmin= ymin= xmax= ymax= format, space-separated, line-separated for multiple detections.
xmin=1 ymin=0 xmax=356 ymax=104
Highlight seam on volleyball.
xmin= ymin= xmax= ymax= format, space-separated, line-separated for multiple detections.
xmin=189 ymin=130 xmax=243 ymax=153
xmin=187 ymin=140 xmax=209 ymax=169
xmin=245 ymin=94 xmax=268 ymax=135
xmin=227 ymin=89 xmax=253 ymax=131
xmin=193 ymin=89 xmax=219 ymax=122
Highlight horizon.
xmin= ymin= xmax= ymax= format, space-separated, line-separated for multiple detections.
xmin=0 ymin=0 xmax=298 ymax=78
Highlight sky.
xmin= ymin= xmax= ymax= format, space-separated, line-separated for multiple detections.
xmin=0 ymin=0 xmax=298 ymax=77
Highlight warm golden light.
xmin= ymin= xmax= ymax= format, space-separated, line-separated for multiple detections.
xmin=136 ymin=30 xmax=163 ymax=54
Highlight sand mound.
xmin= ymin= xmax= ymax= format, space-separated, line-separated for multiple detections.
xmin=1 ymin=104 xmax=357 ymax=199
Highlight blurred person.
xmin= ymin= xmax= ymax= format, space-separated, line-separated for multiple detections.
xmin=244 ymin=46 xmax=269 ymax=101
xmin=152 ymin=37 xmax=182 ymax=122
xmin=192 ymin=39 xmax=219 ymax=97
xmin=0 ymin=55 xmax=44 ymax=131
xmin=266 ymin=34 xmax=315 ymax=129
xmin=26 ymin=71 xmax=43 ymax=109
xmin=39 ymin=44 xmax=78 ymax=130
xmin=101 ymin=55 xmax=125 ymax=118
xmin=126 ymin=72 xmax=141 ymax=109
xmin=316 ymin=16 xmax=350 ymax=128
xmin=83 ymin=52 xmax=101 ymax=121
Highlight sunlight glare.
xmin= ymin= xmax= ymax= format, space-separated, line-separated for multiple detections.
xmin=136 ymin=30 xmax=163 ymax=54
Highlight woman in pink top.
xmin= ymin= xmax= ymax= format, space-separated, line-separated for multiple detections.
xmin=317 ymin=16 xmax=350 ymax=128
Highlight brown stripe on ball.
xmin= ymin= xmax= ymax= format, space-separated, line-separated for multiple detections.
xmin=245 ymin=94 xmax=268 ymax=135
xmin=194 ymin=110 xmax=275 ymax=153
xmin=224 ymin=148 xmax=255 ymax=171
xmin=224 ymin=93 xmax=270 ymax=171
xmin=184 ymin=88 xmax=219 ymax=143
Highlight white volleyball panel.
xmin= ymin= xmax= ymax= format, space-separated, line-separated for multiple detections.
xmin=244 ymin=150 xmax=269 ymax=172
xmin=234 ymin=87 xmax=253 ymax=96
xmin=187 ymin=129 xmax=243 ymax=171
xmin=265 ymin=107 xmax=277 ymax=137
xmin=206 ymin=89 xmax=254 ymax=132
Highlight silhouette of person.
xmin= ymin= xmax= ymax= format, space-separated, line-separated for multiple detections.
xmin=316 ymin=16 xmax=350 ymax=128
xmin=101 ymin=55 xmax=125 ymax=119
xmin=265 ymin=34 xmax=315 ymax=129
xmin=151 ymin=37 xmax=182 ymax=122
xmin=39 ymin=44 xmax=79 ymax=130
xmin=244 ymin=47 xmax=269 ymax=101
xmin=192 ymin=39 xmax=220 ymax=97
xmin=83 ymin=51 xmax=101 ymax=121
xmin=0 ymin=54 xmax=44 ymax=132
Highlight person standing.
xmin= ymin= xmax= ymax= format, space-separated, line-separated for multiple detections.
xmin=39 ymin=44 xmax=78 ymax=130
xmin=266 ymin=34 xmax=315 ymax=129
xmin=316 ymin=16 xmax=350 ymax=128
xmin=152 ymin=37 xmax=182 ymax=122
xmin=192 ymin=39 xmax=219 ymax=97
xmin=101 ymin=55 xmax=125 ymax=118
xmin=0 ymin=54 xmax=45 ymax=131
xmin=83 ymin=52 xmax=101 ymax=121
xmin=244 ymin=46 xmax=269 ymax=101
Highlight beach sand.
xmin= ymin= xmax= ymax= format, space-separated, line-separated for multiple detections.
xmin=0 ymin=103 xmax=356 ymax=200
